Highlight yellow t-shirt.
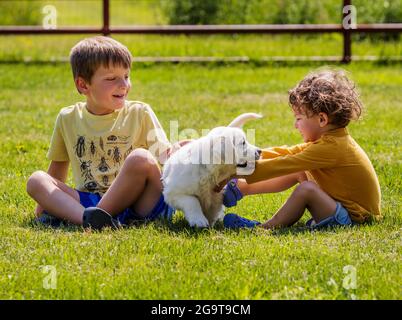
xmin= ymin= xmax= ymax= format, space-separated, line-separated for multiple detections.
xmin=47 ymin=101 xmax=171 ymax=195
xmin=245 ymin=128 xmax=381 ymax=223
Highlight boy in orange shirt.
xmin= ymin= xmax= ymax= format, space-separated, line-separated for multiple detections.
xmin=223 ymin=69 xmax=381 ymax=229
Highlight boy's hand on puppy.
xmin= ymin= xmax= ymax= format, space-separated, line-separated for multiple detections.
xmin=167 ymin=139 xmax=193 ymax=157
xmin=160 ymin=139 xmax=193 ymax=164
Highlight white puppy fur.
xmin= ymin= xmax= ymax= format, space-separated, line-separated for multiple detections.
xmin=162 ymin=113 xmax=262 ymax=228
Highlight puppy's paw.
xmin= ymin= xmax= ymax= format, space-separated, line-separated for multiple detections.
xmin=187 ymin=215 xmax=210 ymax=228
xmin=216 ymin=207 xmax=225 ymax=221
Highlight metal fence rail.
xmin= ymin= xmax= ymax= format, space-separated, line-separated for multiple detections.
xmin=1 ymin=0 xmax=401 ymax=63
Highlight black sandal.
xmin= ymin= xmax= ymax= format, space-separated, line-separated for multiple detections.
xmin=82 ymin=207 xmax=121 ymax=230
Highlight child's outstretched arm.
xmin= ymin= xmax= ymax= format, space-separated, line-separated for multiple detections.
xmin=244 ymin=139 xmax=337 ymax=185
xmin=214 ymin=144 xmax=310 ymax=193
xmin=237 ymin=171 xmax=307 ymax=196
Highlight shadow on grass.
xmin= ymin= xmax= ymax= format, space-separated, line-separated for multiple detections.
xmin=23 ymin=216 xmax=83 ymax=233
xmin=22 ymin=214 xmax=364 ymax=237
xmin=148 ymin=218 xmax=319 ymax=237
xmin=150 ymin=218 xmax=364 ymax=237
xmin=22 ymin=215 xmax=231 ymax=237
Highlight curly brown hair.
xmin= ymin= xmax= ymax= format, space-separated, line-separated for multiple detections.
xmin=288 ymin=68 xmax=363 ymax=127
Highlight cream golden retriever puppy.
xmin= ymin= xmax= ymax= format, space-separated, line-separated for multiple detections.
xmin=162 ymin=113 xmax=262 ymax=228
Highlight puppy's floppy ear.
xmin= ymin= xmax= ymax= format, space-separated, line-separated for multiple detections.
xmin=211 ymin=134 xmax=236 ymax=165
xmin=197 ymin=136 xmax=225 ymax=165
xmin=210 ymin=136 xmax=224 ymax=164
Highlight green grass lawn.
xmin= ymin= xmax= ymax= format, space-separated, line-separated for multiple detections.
xmin=1 ymin=34 xmax=401 ymax=62
xmin=0 ymin=59 xmax=401 ymax=299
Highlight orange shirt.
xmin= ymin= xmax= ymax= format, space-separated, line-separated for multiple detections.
xmin=245 ymin=128 xmax=381 ymax=223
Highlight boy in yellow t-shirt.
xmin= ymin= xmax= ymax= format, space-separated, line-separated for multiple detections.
xmin=27 ymin=36 xmax=181 ymax=230
xmin=223 ymin=69 xmax=381 ymax=230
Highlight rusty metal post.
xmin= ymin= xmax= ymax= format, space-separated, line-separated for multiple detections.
xmin=102 ymin=0 xmax=110 ymax=36
xmin=342 ymin=0 xmax=352 ymax=63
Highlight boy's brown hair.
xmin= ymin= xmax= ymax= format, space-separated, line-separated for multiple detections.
xmin=70 ymin=36 xmax=132 ymax=83
xmin=288 ymin=68 xmax=363 ymax=127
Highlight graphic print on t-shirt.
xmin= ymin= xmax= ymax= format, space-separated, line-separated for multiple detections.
xmin=74 ymin=133 xmax=132 ymax=192
xmin=74 ymin=135 xmax=86 ymax=158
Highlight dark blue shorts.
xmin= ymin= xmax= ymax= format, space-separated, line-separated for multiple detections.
xmin=78 ymin=191 xmax=175 ymax=225
xmin=39 ymin=191 xmax=175 ymax=227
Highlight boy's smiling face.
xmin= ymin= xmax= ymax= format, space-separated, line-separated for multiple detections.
xmin=76 ymin=64 xmax=131 ymax=115
xmin=293 ymin=108 xmax=326 ymax=142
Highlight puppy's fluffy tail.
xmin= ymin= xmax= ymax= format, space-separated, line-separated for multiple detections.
xmin=227 ymin=113 xmax=263 ymax=128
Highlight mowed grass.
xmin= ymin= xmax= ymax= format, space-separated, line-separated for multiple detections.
xmin=0 ymin=61 xmax=401 ymax=299
xmin=1 ymin=34 xmax=401 ymax=62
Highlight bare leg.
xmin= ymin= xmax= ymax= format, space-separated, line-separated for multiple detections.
xmin=97 ymin=148 xmax=162 ymax=218
xmin=26 ymin=171 xmax=84 ymax=225
xmin=261 ymin=181 xmax=337 ymax=229
xmin=239 ymin=172 xmax=307 ymax=195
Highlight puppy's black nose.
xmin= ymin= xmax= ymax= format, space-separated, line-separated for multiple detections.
xmin=255 ymin=149 xmax=262 ymax=159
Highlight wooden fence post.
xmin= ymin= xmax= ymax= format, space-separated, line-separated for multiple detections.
xmin=102 ymin=0 xmax=110 ymax=36
xmin=342 ymin=0 xmax=352 ymax=63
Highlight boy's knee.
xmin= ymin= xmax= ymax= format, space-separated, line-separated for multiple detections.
xmin=26 ymin=170 xmax=48 ymax=195
xmin=295 ymin=181 xmax=318 ymax=197
xmin=296 ymin=171 xmax=308 ymax=183
xmin=124 ymin=148 xmax=158 ymax=172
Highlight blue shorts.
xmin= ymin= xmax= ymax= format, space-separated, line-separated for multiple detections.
xmin=78 ymin=191 xmax=175 ymax=225
xmin=38 ymin=191 xmax=175 ymax=227
xmin=309 ymin=202 xmax=353 ymax=229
